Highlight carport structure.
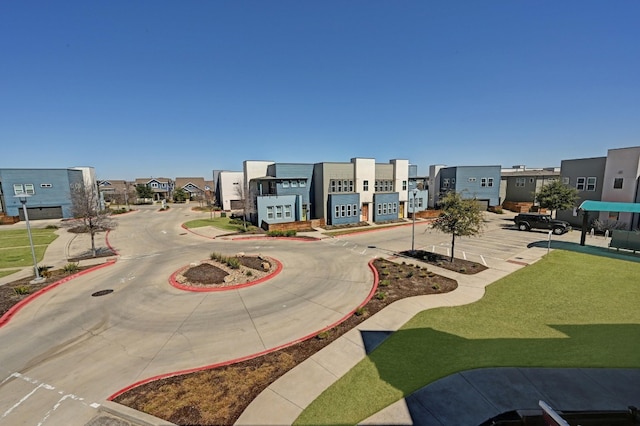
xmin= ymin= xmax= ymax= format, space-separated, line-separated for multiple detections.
xmin=578 ymin=200 xmax=640 ymax=245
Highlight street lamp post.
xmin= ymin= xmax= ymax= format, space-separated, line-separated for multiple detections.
xmin=14 ymin=194 xmax=45 ymax=283
xmin=411 ymin=188 xmax=418 ymax=253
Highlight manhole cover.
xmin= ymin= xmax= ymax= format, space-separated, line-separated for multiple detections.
xmin=92 ymin=289 xmax=114 ymax=297
xmin=368 ymin=245 xmax=376 ymax=248
xmin=179 ymin=233 xmax=187 ymax=235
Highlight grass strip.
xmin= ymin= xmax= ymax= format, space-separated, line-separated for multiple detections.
xmin=295 ymin=250 xmax=640 ymax=425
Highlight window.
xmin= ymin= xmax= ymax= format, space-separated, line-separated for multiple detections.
xmin=284 ymin=205 xmax=291 ymax=218
xmin=402 ymin=180 xmax=407 ymax=191
xmin=363 ymin=180 xmax=369 ymax=191
xmin=276 ymin=206 xmax=283 ymax=219
xmin=299 ymin=180 xmax=306 ymax=187
xmin=347 ymin=204 xmax=352 ymax=216
xmin=468 ymin=177 xmax=476 ymax=182
xmin=40 ymin=183 xmax=52 ymax=188
xmin=335 ymin=206 xmax=340 ymax=218
xmin=337 ymin=180 xmax=342 ymax=192
xmin=576 ymin=177 xmax=585 ymax=191
xmin=353 ymin=204 xmax=358 ymax=216
xmin=516 ymin=177 xmax=526 ymax=187
xmin=529 ymin=178 xmax=535 ymax=184
xmin=341 ymin=205 xmax=346 ymax=217
xmin=562 ymin=177 xmax=570 ymax=185
xmin=409 ymin=198 xmax=413 ymax=208
xmin=393 ymin=202 xmax=397 ymax=213
xmin=442 ymin=178 xmax=450 ymax=188
xmin=330 ymin=180 xmax=337 ymax=193
xmin=282 ymin=180 xmax=290 ymax=188
xmin=609 ymin=212 xmax=620 ymax=220
xmin=451 ymin=178 xmax=455 ymax=185
xmin=417 ymin=198 xmax=423 ymax=208
xmin=348 ymin=180 xmax=353 ymax=192
xmin=267 ymin=206 xmax=274 ymax=219
xmin=13 ymin=184 xmax=24 ymax=195
xmin=151 ymin=182 xmax=158 ymax=188
xmin=488 ymin=178 xmax=494 ymax=187
xmin=382 ymin=203 xmax=387 ymax=214
xmin=614 ymin=178 xmax=623 ymax=189
xmin=377 ymin=204 xmax=382 ymax=215
xmin=290 ymin=180 xmax=297 ymax=187
xmin=586 ymin=177 xmax=597 ymax=191
xmin=481 ymin=178 xmax=487 ymax=187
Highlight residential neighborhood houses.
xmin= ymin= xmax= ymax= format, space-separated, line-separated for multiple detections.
xmin=1 ymin=145 xmax=640 ymax=232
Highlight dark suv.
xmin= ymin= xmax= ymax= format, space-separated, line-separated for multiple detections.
xmin=513 ymin=213 xmax=571 ymax=234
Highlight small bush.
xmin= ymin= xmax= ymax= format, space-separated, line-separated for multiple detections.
xmin=459 ymin=267 xmax=466 ymax=273
xmin=375 ymin=291 xmax=387 ymax=300
xmin=45 ymin=224 xmax=59 ymax=229
xmin=14 ymin=285 xmax=31 ymax=295
xmin=245 ymin=270 xmax=253 ymax=277
xmin=226 ymin=257 xmax=240 ymax=269
xmin=63 ymin=263 xmax=80 ymax=274
xmin=381 ymin=270 xmax=390 ymax=276
xmin=379 ymin=279 xmax=390 ymax=287
xmin=428 ymin=272 xmax=435 ymax=278
xmin=406 ymin=271 xmax=414 ymax=278
xmin=220 ymin=212 xmax=227 ymax=218
xmin=419 ymin=272 xmax=427 ymax=278
xmin=38 ymin=265 xmax=52 ymax=278
xmin=354 ymin=307 xmax=367 ymax=316
xmin=316 ymin=331 xmax=330 ymax=340
xmin=432 ymin=284 xmax=440 ymax=290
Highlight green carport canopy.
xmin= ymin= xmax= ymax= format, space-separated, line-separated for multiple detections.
xmin=579 ymin=200 xmax=640 ymax=213
xmin=577 ymin=200 xmax=640 ymax=245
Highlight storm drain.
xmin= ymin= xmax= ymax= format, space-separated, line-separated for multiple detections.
xmin=91 ymin=289 xmax=114 ymax=297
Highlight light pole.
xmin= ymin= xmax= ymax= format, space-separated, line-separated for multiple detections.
xmin=411 ymin=188 xmax=418 ymax=253
xmin=14 ymin=194 xmax=45 ymax=283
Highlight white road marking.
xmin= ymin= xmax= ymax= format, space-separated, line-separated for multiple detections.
xmin=2 ymin=383 xmax=44 ymax=418
xmin=480 ymin=255 xmax=487 ymax=266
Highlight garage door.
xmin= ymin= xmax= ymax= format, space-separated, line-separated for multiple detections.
xmin=475 ymin=200 xmax=490 ymax=211
xmin=19 ymin=206 xmax=63 ymax=220
xmin=230 ymin=200 xmax=243 ymax=209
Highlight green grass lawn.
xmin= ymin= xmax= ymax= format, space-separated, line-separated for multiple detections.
xmin=295 ymin=250 xmax=640 ymax=425
xmin=183 ymin=216 xmax=258 ymax=232
xmin=0 ymin=269 xmax=21 ymax=279
xmin=0 ymin=228 xmax=58 ymax=268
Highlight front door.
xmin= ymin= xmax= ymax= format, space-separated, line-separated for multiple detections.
xmin=302 ymin=204 xmax=308 ymax=221
xmin=362 ymin=203 xmax=368 ymax=221
xmin=399 ymin=202 xmax=404 ymax=218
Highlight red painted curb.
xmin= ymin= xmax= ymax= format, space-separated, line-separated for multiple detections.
xmin=180 ymin=224 xmax=215 ymax=240
xmin=168 ymin=257 xmax=283 ymax=292
xmin=0 ymin=260 xmax=117 ymax=328
xmin=107 ymin=260 xmax=379 ymax=401
xmin=105 ymin=229 xmax=119 ymax=256
xmin=230 ymin=236 xmax=319 ymax=242
xmin=331 ymin=220 xmax=434 ymax=238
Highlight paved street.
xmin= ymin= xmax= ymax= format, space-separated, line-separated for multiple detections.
xmin=0 ymin=207 xmax=614 ymax=425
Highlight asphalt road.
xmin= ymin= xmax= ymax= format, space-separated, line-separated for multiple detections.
xmin=0 ymin=205 xmax=374 ymax=425
xmin=0 ymin=207 xmax=582 ymax=425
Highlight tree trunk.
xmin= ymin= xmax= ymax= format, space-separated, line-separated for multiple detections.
xmin=90 ymin=230 xmax=97 ymax=257
xmin=450 ymin=233 xmax=455 ymax=262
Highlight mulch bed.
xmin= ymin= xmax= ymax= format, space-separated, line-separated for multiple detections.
xmin=113 ymin=258 xmax=459 ymax=425
xmin=400 ymin=249 xmax=488 ymax=274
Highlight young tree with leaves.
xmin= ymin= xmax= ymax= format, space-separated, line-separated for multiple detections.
xmin=431 ymin=191 xmax=485 ymax=262
xmin=534 ymin=180 xmax=579 ymax=218
xmin=68 ymin=183 xmax=117 ymax=257
xmin=173 ymin=187 xmax=188 ymax=203
xmin=135 ymin=184 xmax=154 ymax=201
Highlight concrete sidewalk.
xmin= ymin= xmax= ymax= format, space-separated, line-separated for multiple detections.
xmin=236 ymin=233 xmax=639 ymax=426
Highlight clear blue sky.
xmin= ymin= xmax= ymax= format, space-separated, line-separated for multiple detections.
xmin=1 ymin=1 xmax=639 ymax=180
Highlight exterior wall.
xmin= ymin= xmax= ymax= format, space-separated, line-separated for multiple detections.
xmin=428 ymin=164 xmax=446 ymax=208
xmin=314 ymin=162 xmax=355 ymax=222
xmin=218 ymin=171 xmax=244 ymax=211
xmin=352 ymin=157 xmax=375 ymax=207
xmin=557 ymin=157 xmax=607 ymax=226
xmin=327 ymin=193 xmax=360 ymax=225
xmin=256 ymin=194 xmax=299 ymax=226
xmin=243 ymin=160 xmax=275 ymax=188
xmin=600 ymin=147 xmax=640 ymax=228
xmin=270 ymin=163 xmax=314 ymax=214
xmin=455 ymin=166 xmax=501 ymax=206
xmin=0 ymin=168 xmax=84 ymax=219
xmin=373 ymin=192 xmax=400 ymax=222
xmin=408 ymin=189 xmax=428 ymax=213
xmin=390 ymin=159 xmax=409 ymax=207
xmin=502 ymin=173 xmax=558 ymax=204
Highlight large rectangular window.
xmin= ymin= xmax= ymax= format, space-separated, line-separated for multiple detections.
xmin=481 ymin=178 xmax=487 ymax=187
xmin=488 ymin=178 xmax=494 ymax=187
xmin=363 ymin=180 xmax=369 ymax=191
xmin=341 ymin=205 xmax=346 ymax=217
xmin=586 ymin=177 xmax=597 ymax=191
xmin=330 ymin=180 xmax=337 ymax=193
xmin=335 ymin=206 xmax=340 ymax=218
xmin=377 ymin=204 xmax=382 ymax=215
xmin=576 ymin=177 xmax=586 ymax=191
xmin=353 ymin=204 xmax=358 ymax=216
xmin=393 ymin=202 xmax=397 ymax=214
xmin=284 ymin=205 xmax=291 ymax=218
xmin=13 ymin=184 xmax=24 ymax=195
xmin=299 ymin=180 xmax=306 ymax=187
xmin=276 ymin=206 xmax=283 ymax=219
xmin=347 ymin=204 xmax=352 ymax=216
xmin=442 ymin=178 xmax=450 ymax=188
xmin=282 ymin=180 xmax=290 ymax=188
xmin=267 ymin=206 xmax=274 ymax=219
xmin=516 ymin=177 xmax=526 ymax=187
xmin=290 ymin=180 xmax=297 ymax=188
xmin=402 ymin=180 xmax=407 ymax=191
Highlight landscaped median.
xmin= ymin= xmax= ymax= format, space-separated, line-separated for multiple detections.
xmin=294 ymin=250 xmax=640 ymax=425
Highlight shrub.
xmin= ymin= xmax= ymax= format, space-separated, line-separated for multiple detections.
xmin=316 ymin=331 xmax=330 ymax=340
xmin=354 ymin=307 xmax=367 ymax=316
xmin=229 ymin=219 xmax=244 ymax=226
xmin=226 ymin=257 xmax=240 ymax=269
xmin=379 ymin=279 xmax=390 ymax=287
xmin=381 ymin=270 xmax=390 ymax=276
xmin=432 ymin=284 xmax=440 ymax=290
xmin=38 ymin=265 xmax=52 ymax=278
xmin=14 ymin=285 xmax=31 ymax=295
xmin=45 ymin=224 xmax=59 ymax=229
xmin=220 ymin=212 xmax=227 ymax=218
xmin=375 ymin=291 xmax=387 ymax=300
xmin=285 ymin=230 xmax=297 ymax=237
xmin=406 ymin=271 xmax=414 ymax=278
xmin=459 ymin=267 xmax=466 ymax=273
xmin=419 ymin=272 xmax=427 ymax=278
xmin=428 ymin=272 xmax=435 ymax=278
xmin=63 ymin=263 xmax=80 ymax=274
xmin=245 ymin=270 xmax=253 ymax=277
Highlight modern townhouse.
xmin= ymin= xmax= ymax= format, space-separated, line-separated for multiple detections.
xmin=500 ymin=165 xmax=560 ymax=212
xmin=0 ymin=167 xmax=94 ymax=221
xmin=429 ymin=165 xmax=501 ymax=209
xmin=215 ymin=170 xmax=244 ymax=210
xmin=559 ymin=146 xmax=640 ymax=230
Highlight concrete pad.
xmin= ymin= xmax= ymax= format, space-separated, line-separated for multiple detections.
xmin=359 ymin=398 xmax=414 ymax=425
xmin=580 ymin=368 xmax=640 ymax=406
xmin=235 ymin=387 xmax=302 ymax=426
xmin=310 ymin=335 xmax=368 ymax=378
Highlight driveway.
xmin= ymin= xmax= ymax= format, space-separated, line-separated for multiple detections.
xmin=0 ymin=205 xmax=373 ymax=425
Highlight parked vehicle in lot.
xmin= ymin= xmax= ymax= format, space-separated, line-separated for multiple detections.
xmin=513 ymin=213 xmax=571 ymax=234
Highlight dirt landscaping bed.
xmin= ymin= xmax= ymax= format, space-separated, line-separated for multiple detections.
xmin=113 ymin=258 xmax=460 ymax=425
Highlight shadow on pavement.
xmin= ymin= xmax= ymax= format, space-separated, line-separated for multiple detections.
xmin=527 ymin=240 xmax=640 ymax=263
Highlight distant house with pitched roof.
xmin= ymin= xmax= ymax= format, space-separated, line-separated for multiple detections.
xmin=134 ymin=177 xmax=173 ymax=201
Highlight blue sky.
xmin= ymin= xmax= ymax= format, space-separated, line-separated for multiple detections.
xmin=1 ymin=1 xmax=639 ymax=180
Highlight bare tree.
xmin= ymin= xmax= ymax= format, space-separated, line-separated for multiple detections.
xmin=68 ymin=183 xmax=117 ymax=257
xmin=234 ymin=180 xmax=256 ymax=231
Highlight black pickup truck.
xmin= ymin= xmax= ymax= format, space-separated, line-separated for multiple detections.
xmin=513 ymin=213 xmax=571 ymax=235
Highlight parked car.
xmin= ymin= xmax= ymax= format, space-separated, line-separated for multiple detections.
xmin=514 ymin=213 xmax=571 ymax=234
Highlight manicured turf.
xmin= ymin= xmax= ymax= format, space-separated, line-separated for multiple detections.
xmin=0 ymin=269 xmax=20 ymax=279
xmin=295 ymin=250 xmax=640 ymax=425
xmin=0 ymin=228 xmax=58 ymax=249
xmin=183 ymin=217 xmax=257 ymax=232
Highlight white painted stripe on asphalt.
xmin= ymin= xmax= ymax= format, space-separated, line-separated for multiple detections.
xmin=480 ymin=255 xmax=487 ymax=266
xmin=37 ymin=394 xmax=80 ymax=426
xmin=2 ymin=383 xmax=44 ymax=418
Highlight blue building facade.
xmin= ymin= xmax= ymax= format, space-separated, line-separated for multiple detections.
xmin=437 ymin=165 xmax=501 ymax=209
xmin=373 ymin=192 xmax=400 ymax=222
xmin=0 ymin=168 xmax=85 ymax=220
xmin=328 ymin=193 xmax=360 ymax=225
